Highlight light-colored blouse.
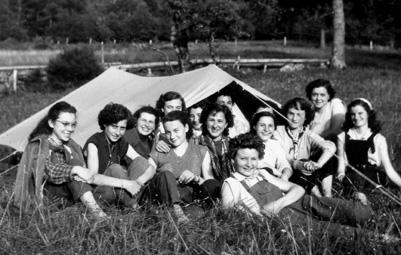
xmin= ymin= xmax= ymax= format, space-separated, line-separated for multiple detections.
xmin=258 ymin=138 xmax=291 ymax=177
xmin=310 ymin=98 xmax=346 ymax=137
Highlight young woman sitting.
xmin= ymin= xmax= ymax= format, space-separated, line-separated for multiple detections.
xmin=337 ymin=98 xmax=401 ymax=199
xmin=196 ymin=103 xmax=234 ymax=183
xmin=124 ymin=106 xmax=159 ymax=158
xmin=221 ymin=133 xmax=372 ymax=228
xmin=251 ymin=110 xmax=292 ymax=180
xmin=84 ymin=103 xmax=154 ymax=208
xmin=143 ymin=111 xmax=220 ymax=224
xmin=13 ymin=102 xmax=139 ymax=220
xmin=306 ymin=79 xmax=346 ymax=141
xmin=274 ymin=98 xmax=336 ymax=197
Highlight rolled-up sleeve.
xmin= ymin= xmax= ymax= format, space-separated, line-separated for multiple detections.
xmin=309 ymin=132 xmax=336 ymax=155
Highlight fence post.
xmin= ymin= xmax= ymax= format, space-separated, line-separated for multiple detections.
xmin=101 ymin=41 xmax=104 ymax=64
xmin=12 ymin=69 xmax=18 ymax=92
xmin=320 ymin=29 xmax=326 ymax=49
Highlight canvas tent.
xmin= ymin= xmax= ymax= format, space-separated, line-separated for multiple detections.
xmin=0 ymin=64 xmax=280 ymax=152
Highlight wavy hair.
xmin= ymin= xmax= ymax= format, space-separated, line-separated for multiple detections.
xmin=29 ymin=101 xmax=77 ymax=140
xmin=228 ymin=133 xmax=265 ymax=160
xmin=200 ymin=103 xmax=234 ymax=137
xmin=342 ymin=99 xmax=381 ymax=133
xmin=282 ymin=97 xmax=315 ymax=127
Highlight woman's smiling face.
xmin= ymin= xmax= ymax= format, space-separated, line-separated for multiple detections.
xmin=206 ymin=111 xmax=228 ymax=140
xmin=233 ymin=148 xmax=259 ymax=177
xmin=254 ymin=116 xmax=275 ymax=142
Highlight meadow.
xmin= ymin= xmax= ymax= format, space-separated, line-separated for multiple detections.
xmin=1 ymin=41 xmax=401 ymax=254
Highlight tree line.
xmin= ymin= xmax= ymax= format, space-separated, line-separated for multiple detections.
xmin=1 ymin=0 xmax=400 ymax=47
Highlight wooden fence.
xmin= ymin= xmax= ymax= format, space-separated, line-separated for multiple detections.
xmin=0 ymin=58 xmax=329 ymax=91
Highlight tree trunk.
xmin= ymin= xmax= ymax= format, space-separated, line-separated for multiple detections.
xmin=320 ymin=28 xmax=326 ymax=49
xmin=208 ymin=32 xmax=216 ymax=63
xmin=170 ymin=21 xmax=190 ymax=72
xmin=331 ymin=0 xmax=346 ymax=69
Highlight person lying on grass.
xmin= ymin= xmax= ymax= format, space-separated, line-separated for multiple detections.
xmin=13 ymin=102 xmax=142 ymax=220
xmin=141 ymin=110 xmax=220 ymax=224
xmin=251 ymin=110 xmax=292 ymax=181
xmin=337 ymin=98 xmax=401 ymax=199
xmin=274 ymin=97 xmax=336 ymax=197
xmin=196 ymin=103 xmax=234 ymax=183
xmin=83 ymin=103 xmax=155 ymax=208
xmin=221 ymin=133 xmax=373 ymax=228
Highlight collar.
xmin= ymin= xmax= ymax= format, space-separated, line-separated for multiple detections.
xmin=232 ymin=171 xmax=260 ymax=181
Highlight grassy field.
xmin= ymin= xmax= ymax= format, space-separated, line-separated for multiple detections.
xmin=1 ymin=41 xmax=401 ymax=254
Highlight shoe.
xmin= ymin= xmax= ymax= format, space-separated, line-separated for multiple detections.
xmin=173 ymin=204 xmax=190 ymax=225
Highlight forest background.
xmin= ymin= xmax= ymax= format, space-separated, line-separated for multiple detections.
xmin=1 ymin=0 xmax=400 ymax=47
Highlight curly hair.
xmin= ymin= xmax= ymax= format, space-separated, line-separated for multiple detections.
xmin=342 ymin=99 xmax=381 ymax=133
xmin=251 ymin=111 xmax=276 ymax=134
xmin=305 ymin=79 xmax=336 ymax=101
xmin=282 ymin=97 xmax=315 ymax=127
xmin=228 ymin=133 xmax=265 ymax=160
xmin=200 ymin=103 xmax=234 ymax=137
xmin=29 ymin=101 xmax=77 ymax=140
xmin=155 ymin=91 xmax=186 ymax=116
xmin=98 ymin=103 xmax=132 ymax=130
xmin=133 ymin=105 xmax=160 ymax=128
xmin=162 ymin=110 xmax=193 ymax=139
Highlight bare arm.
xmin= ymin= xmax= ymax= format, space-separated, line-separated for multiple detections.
xmin=200 ymin=151 xmax=214 ymax=182
xmin=85 ymin=143 xmax=100 ymax=173
xmin=336 ymin=133 xmax=347 ymax=181
xmin=135 ymin=158 xmax=157 ymax=186
xmin=280 ymin=167 xmax=293 ymax=181
xmin=259 ymin=171 xmax=305 ymax=216
xmin=126 ymin=144 xmax=140 ymax=160
xmin=378 ymin=138 xmax=401 ymax=188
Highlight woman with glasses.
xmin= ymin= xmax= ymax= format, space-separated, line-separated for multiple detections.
xmin=83 ymin=103 xmax=155 ymax=208
xmin=13 ymin=102 xmax=142 ymax=220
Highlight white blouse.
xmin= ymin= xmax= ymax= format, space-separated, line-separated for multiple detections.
xmin=310 ymin=98 xmax=346 ymax=136
xmin=258 ymin=138 xmax=291 ymax=177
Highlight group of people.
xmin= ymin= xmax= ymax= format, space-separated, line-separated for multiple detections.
xmin=13 ymin=79 xmax=401 ymax=233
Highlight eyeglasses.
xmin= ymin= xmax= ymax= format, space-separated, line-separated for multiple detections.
xmin=55 ymin=120 xmax=77 ymax=129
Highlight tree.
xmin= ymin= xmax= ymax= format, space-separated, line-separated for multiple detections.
xmin=331 ymin=0 xmax=346 ymax=69
xmin=167 ymin=0 xmax=245 ymax=72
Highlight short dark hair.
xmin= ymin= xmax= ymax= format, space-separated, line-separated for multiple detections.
xmin=155 ymin=91 xmax=186 ymax=116
xmin=98 ymin=103 xmax=132 ymax=130
xmin=200 ymin=103 xmax=234 ymax=137
xmin=188 ymin=101 xmax=208 ymax=112
xmin=162 ymin=110 xmax=193 ymax=139
xmin=251 ymin=111 xmax=276 ymax=134
xmin=228 ymin=133 xmax=265 ymax=160
xmin=133 ymin=105 xmax=160 ymax=128
xmin=342 ymin=99 xmax=381 ymax=133
xmin=282 ymin=97 xmax=315 ymax=127
xmin=29 ymin=101 xmax=77 ymax=140
xmin=305 ymin=79 xmax=336 ymax=101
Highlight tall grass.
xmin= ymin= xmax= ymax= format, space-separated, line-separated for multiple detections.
xmin=1 ymin=42 xmax=401 ymax=253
